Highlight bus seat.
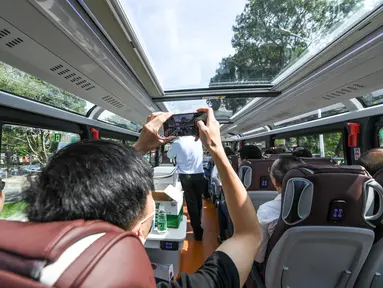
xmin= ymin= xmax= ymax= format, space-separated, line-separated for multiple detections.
xmin=0 ymin=219 xmax=155 ymax=288
xmin=300 ymin=157 xmax=337 ymax=165
xmin=228 ymin=155 xmax=239 ymax=174
xmin=238 ymin=159 xmax=277 ymax=210
xmin=263 ymin=165 xmax=383 ymax=288
xmin=354 ymin=168 xmax=383 ymax=288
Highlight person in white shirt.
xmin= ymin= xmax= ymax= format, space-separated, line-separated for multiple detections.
xmin=255 ymin=155 xmax=303 ymax=263
xmin=167 ymin=136 xmax=205 ymax=240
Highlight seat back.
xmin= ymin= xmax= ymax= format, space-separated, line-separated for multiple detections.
xmin=354 ymin=168 xmax=383 ymax=288
xmin=300 ymin=157 xmax=337 ymax=165
xmin=228 ymin=155 xmax=239 ymax=174
xmin=355 ymin=235 xmax=383 ymax=288
xmin=0 ymin=220 xmax=155 ymax=288
xmin=238 ymin=159 xmax=277 ymax=210
xmin=265 ymin=165 xmax=383 ymax=288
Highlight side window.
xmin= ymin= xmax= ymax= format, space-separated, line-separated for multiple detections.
xmin=379 ymin=127 xmax=383 ymax=147
xmin=276 ymin=132 xmax=344 ymax=163
xmin=0 ymin=124 xmax=80 ymax=220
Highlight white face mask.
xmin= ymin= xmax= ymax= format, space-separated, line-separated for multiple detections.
xmin=139 ymin=200 xmax=156 ymax=238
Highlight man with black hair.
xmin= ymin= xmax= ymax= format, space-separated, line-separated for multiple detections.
xmin=255 ymin=155 xmax=302 ymax=263
xmin=358 ymin=148 xmax=383 ymax=176
xmin=238 ymin=145 xmax=262 ymax=161
xmin=24 ymin=108 xmax=262 ymax=288
xmin=292 ymin=147 xmax=313 ymax=158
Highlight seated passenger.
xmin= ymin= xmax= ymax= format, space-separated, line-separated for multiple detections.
xmin=211 ymin=147 xmax=235 ymax=186
xmin=256 ymin=155 xmax=302 ymax=263
xmin=218 ymin=145 xmax=262 ymax=242
xmin=292 ymin=147 xmax=313 ymax=158
xmin=358 ymin=148 xmax=383 ymax=176
xmin=238 ymin=145 xmax=262 ymax=162
xmin=22 ymin=109 xmax=262 ymax=288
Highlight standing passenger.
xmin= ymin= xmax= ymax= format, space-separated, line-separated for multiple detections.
xmin=167 ymin=136 xmax=205 ymax=240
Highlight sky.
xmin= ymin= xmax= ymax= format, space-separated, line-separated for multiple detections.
xmin=120 ymin=0 xmax=247 ymax=91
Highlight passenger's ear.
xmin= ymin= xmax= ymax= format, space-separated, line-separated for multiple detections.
xmin=131 ymin=222 xmax=145 ymax=244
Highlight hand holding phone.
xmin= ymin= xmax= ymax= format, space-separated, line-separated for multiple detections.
xmin=163 ymin=112 xmax=207 ymax=137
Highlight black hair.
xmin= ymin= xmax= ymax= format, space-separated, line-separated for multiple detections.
xmin=270 ymin=155 xmax=303 ymax=185
xmin=358 ymin=148 xmax=383 ymax=176
xmin=239 ymin=145 xmax=262 ymax=160
xmin=264 ymin=147 xmax=286 ymax=155
xmin=292 ymin=147 xmax=313 ymax=158
xmin=26 ymin=140 xmax=154 ymax=230
xmin=224 ymin=147 xmax=235 ymax=157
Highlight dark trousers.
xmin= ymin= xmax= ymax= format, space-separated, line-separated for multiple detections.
xmin=179 ymin=173 xmax=205 ymax=234
xmin=217 ymin=200 xmax=234 ymax=240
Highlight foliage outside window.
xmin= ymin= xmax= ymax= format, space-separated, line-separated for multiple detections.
xmin=0 ymin=61 xmax=92 ymax=114
xmin=1 ymin=124 xmax=80 ymax=179
xmin=358 ymin=88 xmax=383 ymax=107
xmin=1 ymin=125 xmax=80 ymax=219
xmin=275 ymin=132 xmax=344 ymax=163
xmin=98 ymin=110 xmax=140 ymax=132
xmin=378 ymin=128 xmax=383 ymax=148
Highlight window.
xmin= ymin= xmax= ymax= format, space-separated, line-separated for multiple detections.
xmin=378 ymin=127 xmax=383 ymax=148
xmin=0 ymin=124 xmax=80 ymax=220
xmin=0 ymin=61 xmax=94 ymax=115
xmin=144 ymin=150 xmax=157 ymax=167
xmin=98 ymin=110 xmax=140 ymax=132
xmin=276 ymin=132 xmax=344 ymax=163
xmin=245 ymin=140 xmax=266 ymax=151
xmin=274 ymin=103 xmax=348 ymax=128
xmin=358 ymin=88 xmax=383 ymax=107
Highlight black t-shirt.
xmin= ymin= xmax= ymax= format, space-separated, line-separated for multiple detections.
xmin=156 ymin=251 xmax=239 ymax=288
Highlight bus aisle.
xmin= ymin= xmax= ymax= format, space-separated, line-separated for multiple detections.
xmin=180 ymin=200 xmax=220 ymax=275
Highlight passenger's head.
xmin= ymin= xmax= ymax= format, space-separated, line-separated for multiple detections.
xmin=358 ymin=148 xmax=383 ymax=176
xmin=270 ymin=155 xmax=303 ymax=193
xmin=239 ymin=145 xmax=262 ymax=161
xmin=292 ymin=147 xmax=312 ymax=158
xmin=0 ymin=181 xmax=5 ymax=213
xmin=224 ymin=147 xmax=235 ymax=157
xmin=265 ymin=147 xmax=286 ymax=155
xmin=26 ymin=140 xmax=156 ymax=244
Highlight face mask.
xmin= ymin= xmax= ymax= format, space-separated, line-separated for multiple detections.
xmin=139 ymin=200 xmax=156 ymax=235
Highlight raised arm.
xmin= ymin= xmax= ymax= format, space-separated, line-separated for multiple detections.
xmin=196 ymin=108 xmax=262 ymax=287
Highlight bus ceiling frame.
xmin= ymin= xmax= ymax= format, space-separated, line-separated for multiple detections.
xmin=152 ymin=90 xmax=281 ymax=102
xmin=237 ymin=103 xmax=383 ymax=141
xmin=0 ymin=90 xmax=140 ymax=138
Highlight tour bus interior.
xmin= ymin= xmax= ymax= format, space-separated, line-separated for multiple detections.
xmin=1 ymin=0 xmax=383 ymax=287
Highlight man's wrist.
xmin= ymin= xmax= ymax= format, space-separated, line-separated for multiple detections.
xmin=209 ymin=146 xmax=226 ymax=160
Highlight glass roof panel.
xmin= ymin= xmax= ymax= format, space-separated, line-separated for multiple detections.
xmin=163 ymin=97 xmax=253 ymax=118
xmin=274 ymin=103 xmax=348 ymax=128
xmin=0 ymin=61 xmax=94 ymax=115
xmin=358 ymin=88 xmax=383 ymax=107
xmin=98 ymin=110 xmax=141 ymax=132
xmin=119 ymin=0 xmax=382 ymax=91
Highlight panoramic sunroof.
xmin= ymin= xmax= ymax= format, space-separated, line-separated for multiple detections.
xmin=118 ymin=0 xmax=382 ymax=93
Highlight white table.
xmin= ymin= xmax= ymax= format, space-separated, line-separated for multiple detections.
xmin=145 ymin=215 xmax=187 ymax=277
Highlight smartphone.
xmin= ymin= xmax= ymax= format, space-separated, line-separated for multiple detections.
xmin=163 ymin=112 xmax=207 ymax=137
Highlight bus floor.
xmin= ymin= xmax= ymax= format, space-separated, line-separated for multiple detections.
xmin=179 ymin=199 xmax=220 ymax=274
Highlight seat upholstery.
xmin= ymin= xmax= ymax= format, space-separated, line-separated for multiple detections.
xmin=300 ymin=157 xmax=336 ymax=165
xmin=228 ymin=155 xmax=239 ymax=174
xmin=264 ymin=165 xmax=383 ymax=288
xmin=0 ymin=220 xmax=156 ymax=288
xmin=238 ymin=159 xmax=277 ymax=210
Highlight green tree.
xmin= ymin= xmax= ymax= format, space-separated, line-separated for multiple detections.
xmin=0 ymin=62 xmax=87 ymax=114
xmin=105 ymin=114 xmax=139 ymax=132
xmin=210 ymin=0 xmax=361 ymax=112
xmin=0 ymin=62 xmax=85 ymax=173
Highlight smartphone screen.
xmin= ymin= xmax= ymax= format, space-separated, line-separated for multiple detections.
xmin=163 ymin=112 xmax=202 ymax=137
